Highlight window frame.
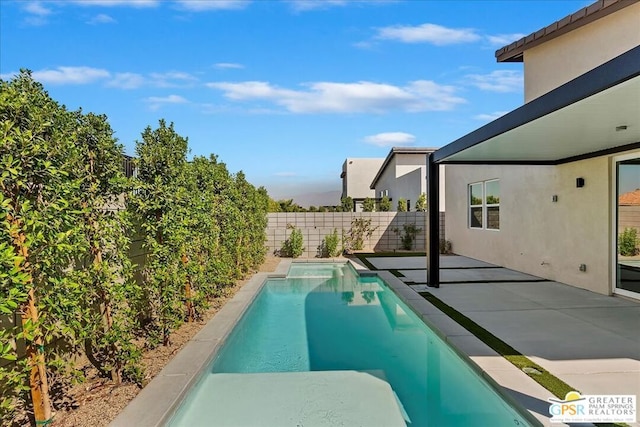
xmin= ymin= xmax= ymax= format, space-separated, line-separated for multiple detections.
xmin=468 ymin=182 xmax=484 ymax=229
xmin=484 ymin=179 xmax=500 ymax=231
xmin=468 ymin=179 xmax=500 ymax=231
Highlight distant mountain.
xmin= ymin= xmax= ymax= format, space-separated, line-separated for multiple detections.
xmin=292 ymin=190 xmax=342 ymax=208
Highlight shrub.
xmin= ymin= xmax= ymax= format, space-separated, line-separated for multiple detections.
xmin=619 ymin=228 xmax=638 ymax=256
xmin=397 ymin=198 xmax=407 ymax=212
xmin=439 ymin=239 xmax=452 ymax=254
xmin=362 ymin=197 xmax=375 ymax=212
xmin=281 ymin=224 xmax=304 ymax=258
xmin=320 ymin=229 xmax=342 ymax=257
xmin=379 ymin=195 xmax=391 ymax=212
xmin=393 ymin=223 xmax=423 ymax=250
xmin=344 ymin=218 xmax=378 ymax=252
xmin=341 ymin=196 xmax=354 ymax=212
xmin=415 ymin=193 xmax=427 ymax=212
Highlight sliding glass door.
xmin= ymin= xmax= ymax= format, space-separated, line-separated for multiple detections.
xmin=615 ymin=154 xmax=640 ymax=297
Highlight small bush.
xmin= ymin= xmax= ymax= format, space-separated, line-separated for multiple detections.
xmin=619 ymin=228 xmax=638 ymax=256
xmin=439 ymin=239 xmax=452 ymax=254
xmin=397 ymin=198 xmax=407 ymax=212
xmin=379 ymin=195 xmax=391 ymax=212
xmin=341 ymin=196 xmax=353 ymax=212
xmin=393 ymin=223 xmax=422 ymax=250
xmin=281 ymin=224 xmax=304 ymax=258
xmin=362 ymin=197 xmax=375 ymax=212
xmin=415 ymin=193 xmax=427 ymax=212
xmin=319 ymin=228 xmax=341 ymax=257
xmin=343 ymin=218 xmax=378 ymax=253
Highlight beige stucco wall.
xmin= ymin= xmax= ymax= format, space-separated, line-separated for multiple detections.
xmin=373 ymin=153 xmax=446 ymax=212
xmin=523 ymin=2 xmax=640 ymax=102
xmin=342 ymin=158 xmax=384 ymax=201
xmin=445 ymin=157 xmax=612 ymax=295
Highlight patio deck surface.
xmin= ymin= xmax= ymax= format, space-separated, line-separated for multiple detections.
xmin=360 ymin=255 xmax=640 ymax=427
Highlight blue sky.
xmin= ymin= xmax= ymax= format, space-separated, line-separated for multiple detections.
xmin=1 ymin=0 xmax=587 ymax=204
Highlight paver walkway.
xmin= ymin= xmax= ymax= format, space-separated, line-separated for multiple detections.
xmin=364 ymin=255 xmax=640 ymax=426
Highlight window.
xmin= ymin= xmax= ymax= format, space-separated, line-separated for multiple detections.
xmin=469 ymin=183 xmax=483 ymax=228
xmin=485 ymin=180 xmax=500 ymax=230
xmin=468 ymin=180 xmax=500 ymax=230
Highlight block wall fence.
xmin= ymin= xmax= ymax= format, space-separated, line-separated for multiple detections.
xmin=265 ymin=212 xmax=445 ymax=258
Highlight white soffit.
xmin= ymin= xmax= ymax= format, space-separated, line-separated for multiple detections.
xmin=445 ymin=75 xmax=640 ymax=163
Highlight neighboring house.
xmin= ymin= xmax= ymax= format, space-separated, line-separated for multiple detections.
xmin=341 ymin=158 xmax=384 ymax=211
xmin=619 ymin=188 xmax=640 ymax=233
xmin=370 ymin=147 xmax=446 ymax=212
xmin=122 ymin=154 xmax=136 ymax=178
xmin=426 ymin=0 xmax=640 ymax=300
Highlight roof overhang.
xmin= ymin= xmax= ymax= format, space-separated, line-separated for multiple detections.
xmin=434 ymin=45 xmax=640 ymax=165
xmin=496 ymin=0 xmax=637 ymax=63
xmin=370 ymin=147 xmax=437 ymax=189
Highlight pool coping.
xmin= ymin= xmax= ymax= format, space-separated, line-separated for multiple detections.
xmin=111 ymin=259 xmax=546 ymax=427
xmin=376 ymin=270 xmax=550 ymax=427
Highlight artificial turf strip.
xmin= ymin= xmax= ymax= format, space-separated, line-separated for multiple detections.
xmin=390 ymin=270 xmax=405 ymax=278
xmin=419 ymin=291 xmax=575 ymax=400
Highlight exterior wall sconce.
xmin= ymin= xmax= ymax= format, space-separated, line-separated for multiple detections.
xmin=616 ymin=125 xmax=628 ymax=131
xmin=552 ymin=195 xmax=558 ymax=202
xmin=576 ymin=177 xmax=585 ymax=188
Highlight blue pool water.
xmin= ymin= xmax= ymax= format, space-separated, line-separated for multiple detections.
xmin=169 ymin=263 xmax=533 ymax=426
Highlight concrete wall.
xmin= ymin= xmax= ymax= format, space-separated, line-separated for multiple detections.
xmin=524 ymin=3 xmax=640 ymax=102
xmin=266 ymin=212 xmax=446 ymax=257
xmin=445 ymin=158 xmax=612 ymax=295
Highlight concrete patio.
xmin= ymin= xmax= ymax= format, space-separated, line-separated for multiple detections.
xmin=358 ymin=255 xmax=640 ymax=427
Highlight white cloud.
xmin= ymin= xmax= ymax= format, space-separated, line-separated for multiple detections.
xmin=71 ymin=0 xmax=158 ymax=7
xmin=486 ymin=33 xmax=526 ymax=46
xmin=214 ymin=62 xmax=245 ymax=69
xmin=22 ymin=1 xmax=53 ymax=25
xmin=376 ymin=23 xmax=480 ymax=45
xmin=32 ymin=66 xmax=111 ymax=85
xmin=175 ymin=0 xmax=250 ymax=11
xmin=287 ymin=0 xmax=394 ymax=12
xmin=473 ymin=111 xmax=508 ymax=121
xmin=287 ymin=0 xmax=348 ymax=11
xmin=206 ymin=80 xmax=465 ymax=114
xmin=363 ymin=132 xmax=416 ymax=147
xmin=149 ymin=71 xmax=198 ymax=87
xmin=87 ymin=13 xmax=116 ymax=24
xmin=0 ymin=72 xmax=18 ymax=80
xmin=466 ymin=70 xmax=523 ymax=92
xmin=144 ymin=94 xmax=189 ymax=110
xmin=23 ymin=1 xmax=52 ymax=16
xmin=107 ymin=72 xmax=145 ymax=89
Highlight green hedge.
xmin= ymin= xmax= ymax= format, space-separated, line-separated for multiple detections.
xmin=0 ymin=71 xmax=268 ymax=424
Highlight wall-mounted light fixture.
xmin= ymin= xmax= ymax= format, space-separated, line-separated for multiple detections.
xmin=576 ymin=177 xmax=585 ymax=188
xmin=552 ymin=195 xmax=558 ymax=202
xmin=616 ymin=125 xmax=628 ymax=131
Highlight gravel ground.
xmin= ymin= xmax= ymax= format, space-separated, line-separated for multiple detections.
xmin=48 ymin=256 xmax=283 ymax=427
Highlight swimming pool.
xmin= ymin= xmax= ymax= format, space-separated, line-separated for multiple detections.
xmin=168 ymin=262 xmax=535 ymax=426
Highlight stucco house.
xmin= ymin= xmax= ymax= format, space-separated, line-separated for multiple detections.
xmin=340 ymin=158 xmax=385 ymax=211
xmin=426 ymin=0 xmax=640 ymax=300
xmin=369 ymin=147 xmax=446 ymax=212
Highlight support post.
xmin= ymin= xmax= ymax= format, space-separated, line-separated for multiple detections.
xmin=426 ymin=153 xmax=440 ymax=288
